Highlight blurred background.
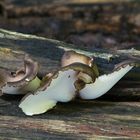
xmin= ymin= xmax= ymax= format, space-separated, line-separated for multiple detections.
xmin=0 ymin=0 xmax=140 ymax=49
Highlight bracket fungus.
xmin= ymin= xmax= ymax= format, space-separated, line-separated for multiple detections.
xmin=0 ymin=55 xmax=41 ymax=95
xmin=19 ymin=51 xmax=139 ymax=116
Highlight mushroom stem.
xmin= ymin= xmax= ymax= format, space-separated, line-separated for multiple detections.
xmin=23 ymin=76 xmax=41 ymax=93
xmin=80 ymin=65 xmax=134 ymax=99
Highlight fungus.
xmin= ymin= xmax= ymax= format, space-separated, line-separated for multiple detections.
xmin=61 ymin=51 xmax=99 ymax=83
xmin=18 ymin=51 xmax=138 ymax=116
xmin=0 ymin=55 xmax=41 ymax=95
xmin=79 ymin=60 xmax=137 ymax=99
xmin=19 ymin=63 xmax=96 ymax=116
xmin=61 ymin=50 xmax=93 ymax=67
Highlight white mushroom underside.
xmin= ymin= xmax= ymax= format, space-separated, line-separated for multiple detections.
xmin=19 ymin=70 xmax=77 ymax=116
xmin=80 ymin=65 xmax=133 ymax=99
xmin=2 ymin=85 xmax=22 ymax=95
xmin=2 ymin=77 xmax=41 ymax=95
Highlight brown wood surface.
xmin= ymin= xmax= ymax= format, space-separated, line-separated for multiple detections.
xmin=0 ymin=29 xmax=139 ymax=139
xmin=0 ymin=1 xmax=140 ymax=139
xmin=0 ymin=28 xmax=139 ymax=99
xmin=0 ymin=98 xmax=140 ymax=140
xmin=0 ymin=0 xmax=140 ymax=42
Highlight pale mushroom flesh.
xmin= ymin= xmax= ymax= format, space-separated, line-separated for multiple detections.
xmin=19 ymin=63 xmax=96 ymax=116
xmin=79 ymin=60 xmax=136 ymax=99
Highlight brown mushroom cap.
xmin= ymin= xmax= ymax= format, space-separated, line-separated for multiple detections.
xmin=114 ymin=59 xmax=138 ymax=71
xmin=61 ymin=51 xmax=93 ymax=67
xmin=0 ymin=54 xmax=40 ymax=95
xmin=7 ymin=54 xmax=39 ymax=87
xmin=61 ymin=51 xmax=99 ymax=77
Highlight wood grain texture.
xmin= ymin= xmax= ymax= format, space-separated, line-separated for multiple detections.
xmin=0 ymin=0 xmax=140 ymax=41
xmin=0 ymin=1 xmax=140 ymax=139
xmin=0 ymin=97 xmax=140 ymax=139
xmin=0 ymin=29 xmax=139 ymax=139
xmin=0 ymin=28 xmax=139 ymax=99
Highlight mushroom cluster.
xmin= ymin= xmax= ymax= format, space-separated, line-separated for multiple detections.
xmin=0 ymin=51 xmax=138 ymax=116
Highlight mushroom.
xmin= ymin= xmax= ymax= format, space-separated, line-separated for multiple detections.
xmin=61 ymin=50 xmax=93 ymax=67
xmin=79 ymin=60 xmax=137 ymax=99
xmin=19 ymin=51 xmax=138 ymax=116
xmin=0 ymin=55 xmax=41 ymax=95
xmin=61 ymin=51 xmax=137 ymax=99
xmin=19 ymin=63 xmax=96 ymax=116
xmin=61 ymin=51 xmax=99 ymax=82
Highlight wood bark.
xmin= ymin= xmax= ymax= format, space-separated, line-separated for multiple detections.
xmin=0 ymin=0 xmax=140 ymax=41
xmin=0 ymin=1 xmax=140 ymax=139
xmin=0 ymin=28 xmax=139 ymax=100
xmin=0 ymin=100 xmax=140 ymax=140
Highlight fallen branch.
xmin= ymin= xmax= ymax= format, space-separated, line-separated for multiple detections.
xmin=0 ymin=28 xmax=139 ymax=100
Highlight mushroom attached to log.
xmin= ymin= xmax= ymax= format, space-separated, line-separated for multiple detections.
xmin=61 ymin=51 xmax=138 ymax=100
xmin=19 ymin=63 xmax=96 ymax=116
xmin=19 ymin=51 xmax=139 ymax=116
xmin=61 ymin=51 xmax=99 ymax=82
xmin=79 ymin=60 xmax=137 ymax=99
xmin=0 ymin=55 xmax=41 ymax=95
xmin=61 ymin=50 xmax=99 ymax=76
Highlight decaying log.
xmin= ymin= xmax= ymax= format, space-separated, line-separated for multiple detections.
xmin=0 ymin=28 xmax=139 ymax=100
xmin=0 ymin=99 xmax=140 ymax=140
xmin=0 ymin=28 xmax=139 ymax=74
xmin=0 ymin=29 xmax=140 ymax=139
xmin=0 ymin=1 xmax=140 ymax=139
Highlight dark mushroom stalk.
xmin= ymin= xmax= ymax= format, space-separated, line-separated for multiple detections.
xmin=19 ymin=63 xmax=96 ymax=116
xmin=0 ymin=55 xmax=41 ymax=95
xmin=79 ymin=60 xmax=137 ymax=99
